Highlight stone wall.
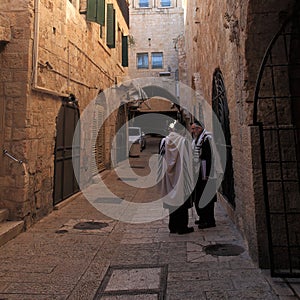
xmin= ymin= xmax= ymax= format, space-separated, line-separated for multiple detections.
xmin=0 ymin=0 xmax=129 ymax=226
xmin=182 ymin=0 xmax=297 ymax=266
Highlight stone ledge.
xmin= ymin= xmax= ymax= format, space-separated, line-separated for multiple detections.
xmin=0 ymin=220 xmax=24 ymax=247
xmin=0 ymin=209 xmax=9 ymax=223
xmin=53 ymin=191 xmax=82 ymax=211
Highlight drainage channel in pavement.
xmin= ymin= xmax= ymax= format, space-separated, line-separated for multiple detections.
xmin=204 ymin=243 xmax=245 ymax=257
xmin=55 ymin=219 xmax=115 ymax=234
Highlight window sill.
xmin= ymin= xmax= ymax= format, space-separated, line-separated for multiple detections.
xmin=98 ymin=38 xmax=111 ymax=56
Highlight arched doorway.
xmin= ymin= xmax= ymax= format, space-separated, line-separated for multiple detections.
xmin=253 ymin=7 xmax=300 ymax=277
xmin=212 ymin=69 xmax=235 ymax=208
xmin=53 ymin=99 xmax=80 ymax=205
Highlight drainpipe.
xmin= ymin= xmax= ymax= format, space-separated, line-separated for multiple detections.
xmin=32 ymin=0 xmax=68 ymax=97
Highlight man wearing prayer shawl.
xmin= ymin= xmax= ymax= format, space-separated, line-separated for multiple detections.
xmin=191 ymin=120 xmax=220 ymax=229
xmin=158 ymin=121 xmax=194 ymax=234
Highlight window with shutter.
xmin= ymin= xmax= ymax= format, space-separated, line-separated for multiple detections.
xmin=87 ymin=0 xmax=105 ymax=26
xmin=106 ymin=4 xmax=116 ymax=48
xmin=122 ymin=35 xmax=128 ymax=67
xmin=91 ymin=105 xmax=105 ymax=175
xmin=97 ymin=0 xmax=105 ymax=25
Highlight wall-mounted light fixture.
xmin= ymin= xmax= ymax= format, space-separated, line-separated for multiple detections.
xmin=63 ymin=93 xmax=78 ymax=105
xmin=148 ymin=38 xmax=151 ymax=46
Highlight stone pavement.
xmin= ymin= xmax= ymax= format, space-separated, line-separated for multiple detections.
xmin=0 ymin=137 xmax=299 ymax=299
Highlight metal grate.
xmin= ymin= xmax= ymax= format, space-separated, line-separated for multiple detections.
xmin=253 ymin=8 xmax=300 ymax=277
xmin=212 ymin=70 xmax=236 ymax=208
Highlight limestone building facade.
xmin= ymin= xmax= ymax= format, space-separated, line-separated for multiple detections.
xmin=128 ymin=0 xmax=184 ymax=81
xmin=181 ymin=0 xmax=300 ymax=276
xmin=126 ymin=0 xmax=185 ymax=132
xmin=0 ymin=0 xmax=129 ymax=228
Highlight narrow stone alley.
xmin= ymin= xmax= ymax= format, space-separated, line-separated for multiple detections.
xmin=0 ymin=136 xmax=298 ymax=299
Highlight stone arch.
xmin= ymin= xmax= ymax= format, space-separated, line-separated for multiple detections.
xmin=141 ymin=85 xmax=179 ymax=105
xmin=245 ymin=0 xmax=296 ymax=106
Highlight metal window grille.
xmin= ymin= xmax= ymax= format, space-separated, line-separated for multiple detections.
xmin=253 ymin=8 xmax=300 ymax=277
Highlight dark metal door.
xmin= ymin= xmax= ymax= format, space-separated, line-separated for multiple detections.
xmin=253 ymin=8 xmax=300 ymax=277
xmin=212 ymin=70 xmax=236 ymax=208
xmin=54 ymin=101 xmax=80 ymax=205
xmin=116 ymin=104 xmax=127 ymax=163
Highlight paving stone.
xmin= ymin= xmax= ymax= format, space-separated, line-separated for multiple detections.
xmin=168 ymin=270 xmax=209 ymax=281
xmin=226 ymin=290 xmax=278 ymax=299
xmin=166 ymin=292 xmax=206 ymax=299
xmin=270 ymin=281 xmax=296 ymax=296
xmin=104 ymin=267 xmax=161 ymax=291
xmin=0 ymin=166 xmax=297 ymax=299
xmin=0 ymin=294 xmax=66 ymax=300
xmin=100 ymin=295 xmax=158 ymax=300
xmin=0 ymin=281 xmax=10 ymax=292
xmin=4 ymin=281 xmax=73 ymax=295
xmin=290 ymin=282 xmax=300 ymax=297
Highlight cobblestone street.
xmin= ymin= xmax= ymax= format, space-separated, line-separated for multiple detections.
xmin=0 ymin=136 xmax=299 ymax=299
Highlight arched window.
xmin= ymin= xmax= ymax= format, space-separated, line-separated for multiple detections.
xmin=212 ymin=69 xmax=235 ymax=207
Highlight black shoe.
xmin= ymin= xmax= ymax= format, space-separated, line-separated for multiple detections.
xmin=177 ymin=227 xmax=194 ymax=234
xmin=198 ymin=222 xmax=216 ymax=229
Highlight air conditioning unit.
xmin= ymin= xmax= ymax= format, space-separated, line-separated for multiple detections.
xmin=159 ymin=72 xmax=171 ymax=77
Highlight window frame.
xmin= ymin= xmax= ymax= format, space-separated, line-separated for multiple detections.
xmin=159 ymin=0 xmax=171 ymax=7
xmin=137 ymin=53 xmax=149 ymax=69
xmin=138 ymin=0 xmax=150 ymax=8
xmin=151 ymin=52 xmax=163 ymax=69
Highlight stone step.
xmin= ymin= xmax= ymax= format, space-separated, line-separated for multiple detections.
xmin=0 ymin=209 xmax=9 ymax=223
xmin=0 ymin=221 xmax=24 ymax=247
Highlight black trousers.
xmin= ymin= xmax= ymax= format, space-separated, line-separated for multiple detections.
xmin=196 ymin=197 xmax=216 ymax=225
xmin=167 ymin=201 xmax=189 ymax=233
xmin=193 ymin=179 xmax=216 ymax=225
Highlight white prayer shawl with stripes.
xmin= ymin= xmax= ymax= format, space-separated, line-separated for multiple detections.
xmin=192 ymin=129 xmax=224 ymax=180
xmin=158 ymin=132 xmax=194 ymax=208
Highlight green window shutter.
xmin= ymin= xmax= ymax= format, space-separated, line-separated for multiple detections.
xmin=97 ymin=0 xmax=105 ymax=26
xmin=106 ymin=4 xmax=115 ymax=48
xmin=87 ymin=0 xmax=105 ymax=25
xmin=122 ymin=35 xmax=128 ymax=67
xmin=87 ymin=0 xmax=97 ymax=22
